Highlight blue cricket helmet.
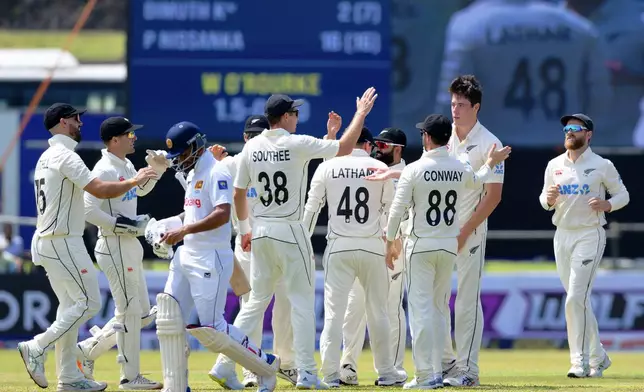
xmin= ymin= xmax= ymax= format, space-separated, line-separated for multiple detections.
xmin=165 ymin=121 xmax=207 ymax=173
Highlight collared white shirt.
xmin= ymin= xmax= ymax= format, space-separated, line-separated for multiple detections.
xmin=84 ymin=149 xmax=158 ymax=236
xmin=183 ymin=152 xmax=233 ymax=248
xmin=447 ymin=121 xmax=504 ymax=228
xmin=387 ymin=146 xmax=493 ymax=242
xmin=234 ymin=128 xmax=340 ymax=222
xmin=218 ymin=154 xmax=259 ymax=235
xmin=303 ymin=149 xmax=393 ymax=239
xmin=34 ymin=134 xmax=96 ymax=237
xmin=539 ymin=147 xmax=629 ymax=230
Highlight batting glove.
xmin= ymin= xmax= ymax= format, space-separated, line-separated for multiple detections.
xmin=114 ymin=214 xmax=151 ymax=237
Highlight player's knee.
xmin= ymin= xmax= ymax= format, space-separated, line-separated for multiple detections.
xmin=565 ymin=291 xmax=585 ymax=309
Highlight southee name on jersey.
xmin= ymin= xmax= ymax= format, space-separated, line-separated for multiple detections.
xmin=252 ymin=150 xmax=291 ymax=162
xmin=423 ymin=170 xmax=463 ymax=182
xmin=331 ymin=168 xmax=374 ymax=179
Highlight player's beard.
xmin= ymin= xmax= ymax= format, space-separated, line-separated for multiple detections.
xmin=376 ymin=150 xmax=394 ymax=166
xmin=565 ymin=134 xmax=586 ymax=150
xmin=70 ymin=123 xmax=82 ymax=143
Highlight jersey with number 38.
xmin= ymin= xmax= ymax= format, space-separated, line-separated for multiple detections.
xmin=387 ymin=147 xmax=491 ymax=240
xmin=234 ymin=128 xmax=340 ymax=222
xmin=34 ymin=135 xmax=96 ymax=238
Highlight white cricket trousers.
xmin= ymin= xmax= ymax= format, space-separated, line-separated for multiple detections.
xmin=235 ymin=237 xmax=294 ymax=369
xmin=32 ymin=236 xmax=101 ymax=383
xmin=554 ymin=226 xmax=607 ymax=367
xmin=164 ymin=245 xmax=233 ymax=328
xmin=443 ymin=228 xmax=486 ymax=375
xmin=320 ymin=237 xmax=395 ymax=380
xmin=342 ymin=246 xmax=406 ymax=372
xmin=222 ymin=220 xmax=317 ymax=373
xmin=406 ymin=237 xmax=455 ymax=381
xmin=94 ymin=235 xmax=151 ymax=381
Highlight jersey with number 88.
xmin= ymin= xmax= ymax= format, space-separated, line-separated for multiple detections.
xmin=234 ymin=129 xmax=341 ymax=222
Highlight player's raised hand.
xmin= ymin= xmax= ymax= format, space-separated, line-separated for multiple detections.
xmin=133 ymin=167 xmax=158 ymax=184
xmin=486 ymin=143 xmax=512 ymax=167
xmin=365 ymin=167 xmax=402 ymax=181
xmin=209 ymin=145 xmax=228 ymax=161
xmin=356 ymin=87 xmax=378 ymax=116
xmin=546 ymin=185 xmax=560 ymax=206
xmin=327 ymin=111 xmax=342 ymax=138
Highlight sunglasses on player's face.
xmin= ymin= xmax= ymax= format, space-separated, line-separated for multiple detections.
xmin=288 ymin=110 xmax=299 ymax=117
xmin=563 ymin=124 xmax=588 ymax=133
xmin=374 ymin=141 xmax=403 ymax=150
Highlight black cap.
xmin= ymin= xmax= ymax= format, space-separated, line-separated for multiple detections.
xmin=374 ymin=127 xmax=407 ymax=146
xmin=416 ymin=114 xmax=452 ymax=142
xmin=357 ymin=126 xmax=374 ymax=144
xmin=244 ymin=115 xmax=269 ymax=134
xmin=100 ymin=117 xmax=143 ymax=141
xmin=44 ymin=103 xmax=86 ymax=130
xmin=264 ymin=94 xmax=304 ymax=117
xmin=560 ymin=113 xmax=594 ymax=131
xmin=165 ymin=121 xmax=202 ymax=159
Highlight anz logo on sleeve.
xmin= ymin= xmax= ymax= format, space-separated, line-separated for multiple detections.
xmin=247 ymin=187 xmax=258 ymax=198
xmin=121 ymin=188 xmax=138 ymax=201
xmin=558 ymin=184 xmax=590 ymax=195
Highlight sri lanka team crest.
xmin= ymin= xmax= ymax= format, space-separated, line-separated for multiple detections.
xmin=194 ymin=180 xmax=204 ymax=190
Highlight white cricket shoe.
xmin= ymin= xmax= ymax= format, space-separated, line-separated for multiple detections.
xmin=242 ymin=369 xmax=258 ymax=387
xmin=321 ymin=374 xmax=341 ymax=389
xmin=296 ymin=370 xmax=329 ymax=390
xmin=443 ymin=371 xmax=480 ymax=387
xmin=339 ymin=364 xmax=358 ymax=386
xmin=119 ymin=374 xmax=163 ymax=390
xmin=403 ymin=376 xmax=444 ymax=390
xmin=256 ymin=353 xmax=280 ymax=392
xmin=18 ymin=341 xmax=48 ymax=388
xmin=442 ymin=360 xmax=457 ymax=380
xmin=209 ymin=364 xmax=244 ymax=390
xmin=375 ymin=369 xmax=408 ymax=386
xmin=589 ymin=355 xmax=612 ymax=378
xmin=567 ymin=364 xmax=590 ymax=378
xmin=57 ymin=379 xmax=108 ymax=391
xmin=277 ymin=368 xmax=298 ymax=385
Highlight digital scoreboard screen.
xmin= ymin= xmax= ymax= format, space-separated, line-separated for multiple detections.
xmin=127 ymin=0 xmax=391 ymax=141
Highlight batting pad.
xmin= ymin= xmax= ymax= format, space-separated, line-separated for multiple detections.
xmin=84 ymin=306 xmax=158 ymax=361
xmin=186 ymin=325 xmax=277 ymax=377
xmin=157 ymin=293 xmax=189 ymax=392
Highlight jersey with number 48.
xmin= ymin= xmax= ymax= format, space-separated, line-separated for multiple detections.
xmin=34 ymin=135 xmax=96 ymax=237
xmin=234 ymin=128 xmax=340 ymax=222
xmin=434 ymin=0 xmax=611 ymax=145
xmin=303 ymin=149 xmax=394 ymax=238
xmin=387 ymin=147 xmax=493 ymax=240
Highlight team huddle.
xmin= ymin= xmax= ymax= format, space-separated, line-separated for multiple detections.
xmin=18 ymin=74 xmax=628 ymax=391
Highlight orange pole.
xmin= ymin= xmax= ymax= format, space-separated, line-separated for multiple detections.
xmin=0 ymin=0 xmax=99 ymax=171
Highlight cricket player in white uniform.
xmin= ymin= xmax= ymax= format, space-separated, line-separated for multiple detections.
xmin=303 ymin=127 xmax=407 ymax=387
xmin=382 ymin=114 xmax=510 ymax=390
xmin=79 ymin=117 xmax=165 ymax=390
xmin=150 ymin=121 xmax=280 ymax=392
xmin=432 ymin=76 xmax=504 ymax=387
xmin=340 ymin=127 xmax=409 ymax=385
xmin=215 ymin=115 xmax=296 ymax=388
xmin=539 ymin=113 xmax=629 ymax=378
xmin=213 ymin=87 xmax=379 ymax=389
xmin=18 ymin=103 xmax=158 ymax=391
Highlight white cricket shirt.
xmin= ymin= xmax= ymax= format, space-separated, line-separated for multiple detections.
xmin=218 ymin=154 xmax=259 ymax=234
xmin=387 ymin=146 xmax=493 ymax=241
xmin=34 ymin=134 xmax=96 ymax=238
xmin=183 ymin=152 xmax=233 ymax=249
xmin=303 ymin=149 xmax=393 ymax=239
xmin=447 ymin=121 xmax=504 ymax=228
xmin=84 ymin=149 xmax=158 ymax=236
xmin=538 ymin=147 xmax=629 ymax=230
xmin=234 ymin=128 xmax=340 ymax=222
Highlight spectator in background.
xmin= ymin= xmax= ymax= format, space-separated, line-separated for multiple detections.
xmin=563 ymin=0 xmax=644 ymax=146
xmin=435 ymin=0 xmax=612 ymax=147
xmin=0 ymin=224 xmax=24 ymax=273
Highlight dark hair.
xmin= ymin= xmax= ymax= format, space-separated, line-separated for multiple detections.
xmin=244 ymin=131 xmax=261 ymax=140
xmin=266 ymin=114 xmax=281 ymax=126
xmin=449 ymin=75 xmax=482 ymax=107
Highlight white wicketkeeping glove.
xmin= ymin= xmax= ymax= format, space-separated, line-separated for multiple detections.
xmin=144 ymin=216 xmax=182 ymax=259
xmin=145 ymin=149 xmax=171 ymax=177
xmin=114 ymin=214 xmax=151 ymax=237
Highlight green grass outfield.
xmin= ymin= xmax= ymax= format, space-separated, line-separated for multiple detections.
xmin=4 ymin=349 xmax=644 ymax=391
xmin=0 ymin=30 xmax=125 ymax=62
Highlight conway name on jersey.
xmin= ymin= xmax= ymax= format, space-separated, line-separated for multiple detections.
xmin=435 ymin=0 xmax=612 ymax=145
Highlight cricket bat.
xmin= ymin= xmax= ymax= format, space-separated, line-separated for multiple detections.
xmin=174 ymin=169 xmax=251 ymax=296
